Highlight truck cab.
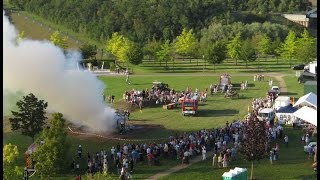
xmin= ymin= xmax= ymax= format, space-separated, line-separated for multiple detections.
xmin=182 ymin=99 xmax=198 ymax=116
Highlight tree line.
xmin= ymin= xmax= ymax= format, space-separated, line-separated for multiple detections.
xmin=9 ymin=0 xmax=310 ymax=44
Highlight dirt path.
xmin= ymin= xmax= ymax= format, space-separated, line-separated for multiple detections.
xmin=146 ymin=150 xmax=216 ymax=180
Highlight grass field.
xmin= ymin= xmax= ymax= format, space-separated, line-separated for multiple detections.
xmin=5 ymin=74 xmax=313 ymax=179
xmin=3 ymin=4 xmax=316 ymax=179
xmin=160 ymin=127 xmax=317 ymax=180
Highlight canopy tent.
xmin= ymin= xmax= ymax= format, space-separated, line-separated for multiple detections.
xmin=275 ymin=106 xmax=298 ymax=125
xmin=293 ymin=92 xmax=317 ymax=109
xmin=276 ymin=106 xmax=298 ymax=113
xmin=292 ymin=106 xmax=317 ymax=126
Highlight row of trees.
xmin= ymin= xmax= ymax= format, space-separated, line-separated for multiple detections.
xmin=9 ymin=0 xmax=310 ymax=44
xmin=102 ymin=27 xmax=316 ymax=70
xmin=29 ymin=26 xmax=315 ymax=71
xmin=7 ymin=93 xmax=68 ymax=178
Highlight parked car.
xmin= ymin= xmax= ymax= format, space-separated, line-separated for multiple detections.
xmin=271 ymin=86 xmax=280 ymax=95
xmin=292 ymin=64 xmax=305 ymax=70
xmin=304 ymin=142 xmax=317 ymax=153
xmin=298 ymin=71 xmax=317 ymax=84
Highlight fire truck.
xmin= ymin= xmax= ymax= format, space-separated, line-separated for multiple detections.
xmin=182 ymin=98 xmax=198 ymax=116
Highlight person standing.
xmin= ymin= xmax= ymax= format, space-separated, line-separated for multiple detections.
xmin=202 ymin=146 xmax=207 ymax=160
xmin=218 ymin=153 xmax=222 ymax=168
xmin=125 ymin=71 xmax=130 ymax=84
xmin=77 ymin=145 xmax=82 ymax=158
xmin=223 ymin=153 xmax=227 ymax=168
xmin=284 ymin=135 xmax=289 ymax=147
xmin=270 ymin=151 xmax=273 ymax=164
xmin=212 ymin=154 xmax=217 ymax=168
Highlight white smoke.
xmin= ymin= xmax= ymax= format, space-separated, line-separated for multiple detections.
xmin=3 ymin=11 xmax=116 ymax=132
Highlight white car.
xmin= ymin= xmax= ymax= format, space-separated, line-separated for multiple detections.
xmin=304 ymin=142 xmax=317 ymax=153
xmin=271 ymin=86 xmax=280 ymax=94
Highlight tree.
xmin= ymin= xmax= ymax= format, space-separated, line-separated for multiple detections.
xmin=143 ymin=38 xmax=162 ymax=60
xmin=33 ymin=113 xmax=68 ymax=178
xmin=238 ymin=113 xmax=268 ymax=180
xmin=240 ymin=39 xmax=256 ymax=68
xmin=174 ymin=28 xmax=198 ymax=63
xmin=49 ymin=31 xmax=68 ymax=50
xmin=206 ymin=41 xmax=227 ymax=72
xmin=294 ymin=29 xmax=317 ymax=64
xmin=80 ymin=44 xmax=97 ymax=60
xmin=156 ymin=40 xmax=172 ymax=69
xmin=257 ymin=33 xmax=272 ymax=61
xmin=105 ymin=32 xmax=138 ymax=67
xmin=227 ymin=32 xmax=243 ymax=65
xmin=3 ymin=144 xmax=23 ymax=180
xmin=9 ymin=93 xmax=48 ymax=141
xmin=127 ymin=44 xmax=144 ymax=65
xmin=277 ymin=30 xmax=297 ymax=68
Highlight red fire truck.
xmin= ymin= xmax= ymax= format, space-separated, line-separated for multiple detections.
xmin=182 ymin=99 xmax=198 ymax=116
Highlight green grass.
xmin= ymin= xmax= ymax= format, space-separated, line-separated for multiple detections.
xmin=160 ymin=127 xmax=317 ymax=180
xmin=3 ymin=6 xmax=313 ymax=178
xmin=9 ymin=12 xmax=80 ymax=50
xmin=4 ymin=65 xmax=314 ymax=179
xmin=283 ymin=75 xmax=305 ymax=98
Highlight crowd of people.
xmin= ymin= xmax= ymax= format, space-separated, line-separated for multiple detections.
xmin=122 ymin=84 xmax=210 ymax=110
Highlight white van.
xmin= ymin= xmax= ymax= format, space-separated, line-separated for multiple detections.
xmin=273 ymin=96 xmax=291 ymax=110
xmin=258 ymin=108 xmax=275 ymax=124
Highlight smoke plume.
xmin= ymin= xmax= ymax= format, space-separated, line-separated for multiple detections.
xmin=3 ymin=11 xmax=116 ymax=132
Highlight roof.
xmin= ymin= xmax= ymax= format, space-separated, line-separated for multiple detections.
xmin=276 ymin=105 xmax=298 ymax=113
xmin=259 ymin=108 xmax=274 ymax=113
xmin=293 ymin=92 xmax=317 ymax=109
xmin=293 ymin=106 xmax=317 ymax=126
xmin=275 ymin=96 xmax=290 ymax=102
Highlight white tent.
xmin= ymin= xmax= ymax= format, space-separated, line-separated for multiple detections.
xmin=293 ymin=92 xmax=317 ymax=109
xmin=292 ymin=106 xmax=317 ymax=126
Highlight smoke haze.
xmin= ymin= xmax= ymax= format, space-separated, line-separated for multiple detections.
xmin=3 ymin=11 xmax=116 ymax=132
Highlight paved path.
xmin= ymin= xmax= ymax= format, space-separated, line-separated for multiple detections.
xmin=146 ymin=150 xmax=215 ymax=180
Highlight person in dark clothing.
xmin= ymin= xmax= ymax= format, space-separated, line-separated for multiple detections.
xmin=129 ymin=158 xmax=134 ymax=173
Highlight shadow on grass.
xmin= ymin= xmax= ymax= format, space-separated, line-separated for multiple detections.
xmin=198 ymin=109 xmax=239 ymax=117
xmin=285 ymin=92 xmax=298 ymax=96
xmin=296 ymin=174 xmax=317 ymax=180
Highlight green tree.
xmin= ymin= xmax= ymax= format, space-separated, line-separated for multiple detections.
xmin=227 ymin=32 xmax=243 ymax=65
xmin=49 ymin=31 xmax=68 ymax=50
xmin=240 ymin=39 xmax=256 ymax=68
xmin=294 ymin=29 xmax=317 ymax=64
xmin=174 ymin=28 xmax=198 ymax=63
xmin=106 ymin=32 xmax=137 ymax=66
xmin=33 ymin=113 xmax=68 ymax=178
xmin=257 ymin=34 xmax=272 ymax=61
xmin=206 ymin=41 xmax=227 ymax=72
xmin=143 ymin=38 xmax=162 ymax=60
xmin=3 ymin=144 xmax=23 ymax=180
xmin=238 ymin=113 xmax=268 ymax=180
xmin=9 ymin=93 xmax=48 ymax=142
xmin=80 ymin=44 xmax=97 ymax=60
xmin=156 ymin=40 xmax=172 ymax=69
xmin=127 ymin=44 xmax=144 ymax=65
xmin=272 ymin=37 xmax=282 ymax=65
xmin=278 ymin=30 xmax=297 ymax=68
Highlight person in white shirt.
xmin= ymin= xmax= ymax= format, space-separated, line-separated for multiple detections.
xmin=202 ymin=146 xmax=207 ymax=160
